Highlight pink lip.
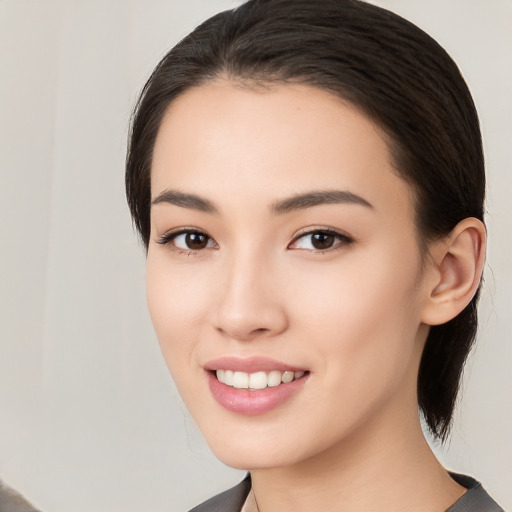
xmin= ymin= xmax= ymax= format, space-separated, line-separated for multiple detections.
xmin=204 ymin=356 xmax=306 ymax=373
xmin=204 ymin=356 xmax=309 ymax=415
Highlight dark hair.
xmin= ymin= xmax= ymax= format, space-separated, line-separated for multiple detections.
xmin=126 ymin=0 xmax=485 ymax=440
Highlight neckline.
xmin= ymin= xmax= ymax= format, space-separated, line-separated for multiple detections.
xmin=237 ymin=472 xmax=496 ymax=512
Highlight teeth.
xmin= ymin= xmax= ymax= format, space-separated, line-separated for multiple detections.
xmin=249 ymin=371 xmax=267 ymax=390
xmin=232 ymin=371 xmax=249 ymax=389
xmin=281 ymin=371 xmax=294 ymax=383
xmin=267 ymin=370 xmax=282 ymax=387
xmin=224 ymin=370 xmax=234 ymax=386
xmin=215 ymin=369 xmax=306 ymax=389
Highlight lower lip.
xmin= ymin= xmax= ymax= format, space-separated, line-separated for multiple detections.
xmin=207 ymin=372 xmax=308 ymax=415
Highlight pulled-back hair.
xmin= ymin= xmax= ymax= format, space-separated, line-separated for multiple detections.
xmin=126 ymin=0 xmax=485 ymax=440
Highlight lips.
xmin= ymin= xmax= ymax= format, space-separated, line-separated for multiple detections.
xmin=216 ymin=369 xmax=305 ymax=389
xmin=205 ymin=356 xmax=306 ymax=374
xmin=204 ymin=356 xmax=309 ymax=415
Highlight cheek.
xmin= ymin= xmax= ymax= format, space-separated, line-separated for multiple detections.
xmin=291 ymin=242 xmax=424 ymax=386
xmin=294 ymin=244 xmax=421 ymax=327
xmin=281 ymin=257 xmax=424 ymax=447
xmin=145 ymin=253 xmax=213 ymax=375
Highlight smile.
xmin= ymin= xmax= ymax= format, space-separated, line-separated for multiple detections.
xmin=216 ymin=369 xmax=306 ymax=390
xmin=205 ymin=358 xmax=310 ymax=415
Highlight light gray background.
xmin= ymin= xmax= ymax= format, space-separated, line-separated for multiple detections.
xmin=0 ymin=1 xmax=510 ymax=511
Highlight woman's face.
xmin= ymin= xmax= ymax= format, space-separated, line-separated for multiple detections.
xmin=147 ymin=82 xmax=433 ymax=470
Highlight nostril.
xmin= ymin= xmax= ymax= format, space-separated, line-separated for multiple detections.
xmin=214 ymin=295 xmax=289 ymax=341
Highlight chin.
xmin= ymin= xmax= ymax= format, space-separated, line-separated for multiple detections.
xmin=196 ymin=417 xmax=328 ymax=471
xmin=211 ymin=444 xmax=301 ymax=471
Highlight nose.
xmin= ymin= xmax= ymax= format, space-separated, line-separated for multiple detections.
xmin=214 ymin=250 xmax=288 ymax=342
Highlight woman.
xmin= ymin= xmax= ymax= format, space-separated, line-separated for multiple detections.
xmin=125 ymin=0 xmax=503 ymax=510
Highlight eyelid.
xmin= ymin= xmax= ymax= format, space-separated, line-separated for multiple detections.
xmin=155 ymin=225 xmax=353 ymax=253
xmin=288 ymin=226 xmax=354 ymax=251
xmin=156 ymin=227 xmax=218 ymax=252
xmin=292 ymin=225 xmax=351 ymax=239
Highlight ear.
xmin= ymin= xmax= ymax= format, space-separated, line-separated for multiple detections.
xmin=421 ymin=217 xmax=486 ymax=326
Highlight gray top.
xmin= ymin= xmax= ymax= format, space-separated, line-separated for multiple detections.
xmin=447 ymin=473 xmax=504 ymax=512
xmin=0 ymin=480 xmax=41 ymax=512
xmin=189 ymin=473 xmax=504 ymax=512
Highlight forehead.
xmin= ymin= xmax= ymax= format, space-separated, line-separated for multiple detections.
xmin=151 ymin=81 xmax=413 ymax=218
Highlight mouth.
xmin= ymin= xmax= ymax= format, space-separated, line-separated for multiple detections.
xmin=204 ymin=357 xmax=310 ymax=415
xmin=214 ymin=369 xmax=306 ymax=390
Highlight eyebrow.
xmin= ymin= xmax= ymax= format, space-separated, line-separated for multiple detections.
xmin=151 ymin=189 xmax=373 ymax=214
xmin=152 ymin=189 xmax=218 ymax=213
xmin=270 ymin=190 xmax=374 ymax=214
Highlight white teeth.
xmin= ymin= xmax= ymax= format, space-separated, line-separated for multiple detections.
xmin=281 ymin=371 xmax=294 ymax=383
xmin=232 ymin=371 xmax=249 ymax=389
xmin=215 ymin=369 xmax=306 ymax=389
xmin=224 ymin=370 xmax=234 ymax=386
xmin=248 ymin=371 xmax=268 ymax=390
xmin=267 ymin=370 xmax=282 ymax=387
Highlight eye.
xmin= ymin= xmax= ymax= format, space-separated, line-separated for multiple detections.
xmin=157 ymin=229 xmax=217 ymax=252
xmin=289 ymin=229 xmax=352 ymax=252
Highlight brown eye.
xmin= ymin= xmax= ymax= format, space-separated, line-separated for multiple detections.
xmin=157 ymin=230 xmax=217 ymax=251
xmin=185 ymin=232 xmax=209 ymax=249
xmin=311 ymin=232 xmax=335 ymax=250
xmin=289 ymin=229 xmax=353 ymax=252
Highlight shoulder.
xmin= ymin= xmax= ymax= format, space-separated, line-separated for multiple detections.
xmin=447 ymin=473 xmax=505 ymax=512
xmin=188 ymin=474 xmax=251 ymax=512
xmin=186 ymin=472 xmax=505 ymax=512
xmin=0 ymin=480 xmax=42 ymax=512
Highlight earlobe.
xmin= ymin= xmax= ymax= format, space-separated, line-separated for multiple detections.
xmin=421 ymin=218 xmax=486 ymax=326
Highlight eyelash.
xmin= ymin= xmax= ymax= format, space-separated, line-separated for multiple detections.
xmin=289 ymin=228 xmax=353 ymax=253
xmin=156 ymin=228 xmax=217 ymax=255
xmin=156 ymin=227 xmax=353 ymax=255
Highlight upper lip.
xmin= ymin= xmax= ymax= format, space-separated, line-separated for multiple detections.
xmin=204 ymin=356 xmax=307 ymax=373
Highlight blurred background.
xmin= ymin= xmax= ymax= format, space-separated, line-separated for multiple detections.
xmin=0 ymin=0 xmax=510 ymax=510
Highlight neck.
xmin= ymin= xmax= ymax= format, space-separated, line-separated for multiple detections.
xmin=249 ymin=397 xmax=465 ymax=512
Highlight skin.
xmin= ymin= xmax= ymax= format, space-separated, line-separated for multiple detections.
xmin=147 ymin=82 xmax=485 ymax=512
